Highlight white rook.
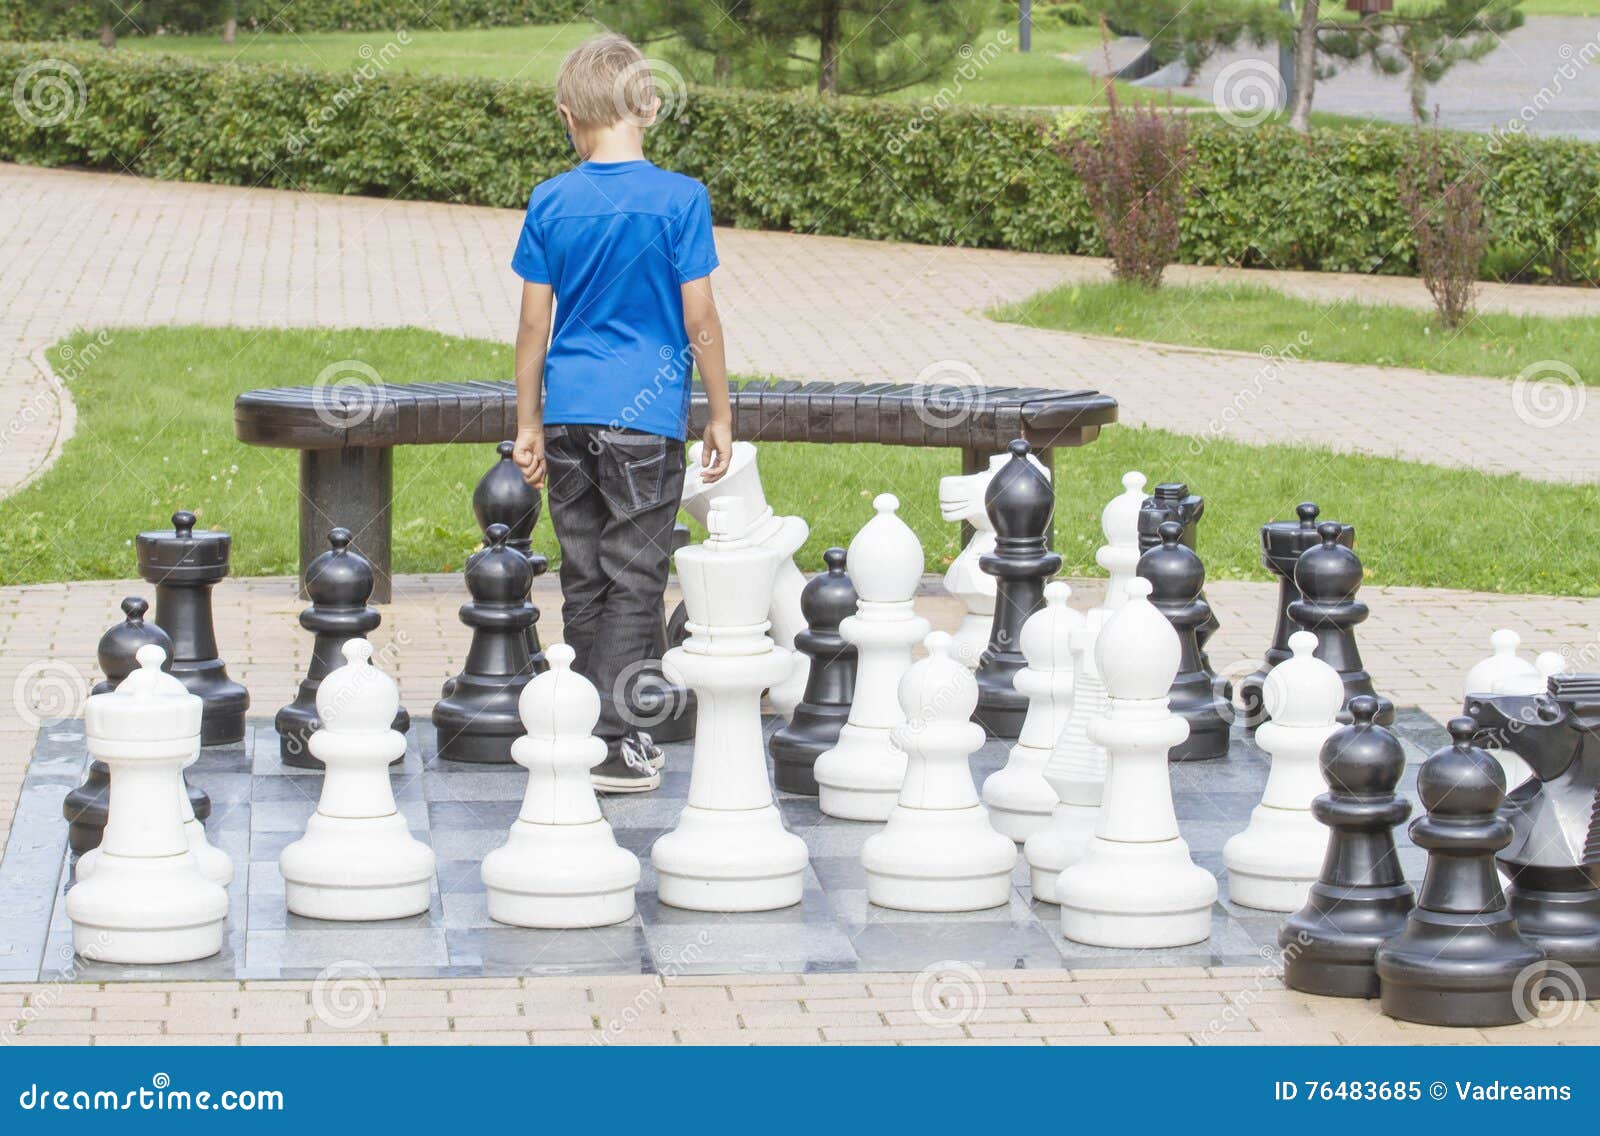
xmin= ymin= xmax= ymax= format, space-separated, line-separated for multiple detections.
xmin=67 ymin=645 xmax=228 ymax=963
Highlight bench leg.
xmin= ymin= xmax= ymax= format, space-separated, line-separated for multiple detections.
xmin=299 ymin=447 xmax=394 ymax=603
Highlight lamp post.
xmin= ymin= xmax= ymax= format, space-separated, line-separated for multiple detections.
xmin=1020 ymin=0 xmax=1032 ymax=53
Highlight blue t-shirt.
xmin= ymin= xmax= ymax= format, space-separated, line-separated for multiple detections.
xmin=510 ymin=159 xmax=718 ymax=441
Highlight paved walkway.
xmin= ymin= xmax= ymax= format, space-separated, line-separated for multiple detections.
xmin=3 ymin=573 xmax=1599 ymax=1045
xmin=4 ymin=163 xmax=1598 ymax=507
xmin=1132 ymin=17 xmax=1600 ymax=142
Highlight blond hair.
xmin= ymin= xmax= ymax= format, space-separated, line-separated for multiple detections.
xmin=555 ymin=34 xmax=655 ymax=128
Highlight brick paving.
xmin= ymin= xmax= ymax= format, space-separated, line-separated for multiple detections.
xmin=4 ymin=164 xmax=1598 ymax=1043
xmin=3 ymin=574 xmax=1599 ymax=1044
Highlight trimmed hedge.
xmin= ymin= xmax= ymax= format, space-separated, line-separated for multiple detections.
xmin=2 ymin=45 xmax=1597 ymax=282
xmin=0 ymin=0 xmax=589 ymax=40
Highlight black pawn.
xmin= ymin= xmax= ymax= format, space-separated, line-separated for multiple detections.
xmin=473 ymin=441 xmax=550 ymax=674
xmin=1240 ymin=503 xmax=1354 ymax=726
xmin=1288 ymin=521 xmax=1393 ymax=726
xmin=1138 ymin=482 xmax=1218 ymax=655
xmin=136 ymin=510 xmax=250 ymax=745
xmin=770 ymin=548 xmax=859 ymax=796
xmin=1376 ymin=717 xmax=1546 ymax=1027
xmin=1282 ymin=696 xmax=1415 ymax=998
xmin=276 ymin=528 xmax=410 ymax=768
xmin=1138 ymin=521 xmax=1229 ymax=762
xmin=432 ymin=523 xmax=535 ymax=763
xmin=974 ymin=440 xmax=1062 ymax=738
xmin=63 ymin=597 xmax=209 ymax=854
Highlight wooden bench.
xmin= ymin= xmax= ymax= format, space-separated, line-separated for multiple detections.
xmin=234 ymin=378 xmax=1119 ymax=601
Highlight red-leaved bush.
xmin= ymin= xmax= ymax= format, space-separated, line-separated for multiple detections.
xmin=1398 ymin=123 xmax=1489 ymax=328
xmin=1058 ymin=83 xmax=1193 ymax=289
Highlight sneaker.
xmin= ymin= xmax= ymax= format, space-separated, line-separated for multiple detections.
xmin=591 ymin=741 xmax=661 ymax=794
xmin=627 ymin=730 xmax=665 ymax=772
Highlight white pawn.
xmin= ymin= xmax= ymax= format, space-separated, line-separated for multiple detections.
xmin=863 ymin=632 xmax=1018 ymax=910
xmin=280 ymin=639 xmax=435 ymax=920
xmin=682 ymin=441 xmax=810 ymax=720
xmin=1058 ymin=578 xmax=1217 ymax=947
xmin=1222 ymin=631 xmax=1344 ymax=911
xmin=938 ymin=452 xmax=1050 ymax=668
xmin=483 ymin=644 xmax=640 ymax=927
xmin=652 ymin=497 xmax=809 ymax=911
xmin=982 ymin=582 xmax=1083 ymax=842
xmin=67 ymin=645 xmax=228 ymax=963
xmin=1025 ymin=614 xmax=1110 ymax=902
xmin=1464 ymin=629 xmax=1542 ymax=698
xmin=1463 ymin=630 xmax=1557 ymax=790
xmin=1024 ymin=472 xmax=1141 ymax=902
xmin=814 ymin=494 xmax=931 ymax=821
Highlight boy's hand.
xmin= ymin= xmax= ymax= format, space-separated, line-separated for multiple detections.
xmin=513 ymin=425 xmax=546 ymax=488
xmin=699 ymin=417 xmax=733 ymax=484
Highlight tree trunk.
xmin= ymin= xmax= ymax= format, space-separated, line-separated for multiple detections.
xmin=1287 ymin=0 xmax=1319 ymax=133
xmin=817 ymin=0 xmax=840 ymax=95
xmin=713 ymin=54 xmax=731 ymax=84
xmin=98 ymin=21 xmax=115 ymax=49
xmin=223 ymin=18 xmax=238 ymax=44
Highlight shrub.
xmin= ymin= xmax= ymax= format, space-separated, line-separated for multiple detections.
xmin=0 ymin=45 xmax=1596 ymax=285
xmin=1060 ymin=86 xmax=1191 ymax=287
xmin=1399 ymin=124 xmax=1488 ymax=327
xmin=0 ymin=0 xmax=589 ymax=40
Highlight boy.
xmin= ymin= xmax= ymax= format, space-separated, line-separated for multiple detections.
xmin=510 ymin=33 xmax=732 ymax=793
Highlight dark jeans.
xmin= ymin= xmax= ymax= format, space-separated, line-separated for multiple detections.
xmin=544 ymin=423 xmax=685 ymax=750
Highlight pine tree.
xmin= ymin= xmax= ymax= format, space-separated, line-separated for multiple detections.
xmin=1097 ymin=0 xmax=1525 ymax=132
xmin=604 ymin=0 xmax=991 ymax=95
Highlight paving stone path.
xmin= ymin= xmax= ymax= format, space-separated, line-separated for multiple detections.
xmin=4 ymin=163 xmax=1599 ymax=507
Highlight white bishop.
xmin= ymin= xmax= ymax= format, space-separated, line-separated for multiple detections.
xmin=483 ymin=644 xmax=640 ymax=927
xmin=814 ymin=494 xmax=930 ymax=821
xmin=279 ymin=639 xmax=435 ymax=920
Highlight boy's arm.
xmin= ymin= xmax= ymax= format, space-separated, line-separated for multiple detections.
xmin=513 ymin=280 xmax=554 ymax=486
xmin=683 ymin=275 xmax=731 ymax=484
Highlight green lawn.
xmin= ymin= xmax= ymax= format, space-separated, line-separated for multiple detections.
xmin=111 ymin=21 xmax=1186 ymax=108
xmin=6 ymin=326 xmax=1597 ymax=597
xmin=993 ymin=280 xmax=1599 ymax=384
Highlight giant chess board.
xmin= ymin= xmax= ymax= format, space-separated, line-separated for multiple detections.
xmin=0 ymin=712 xmax=1449 ymax=982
